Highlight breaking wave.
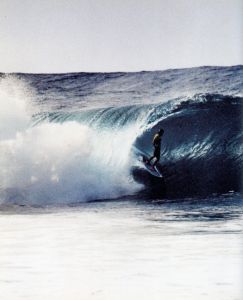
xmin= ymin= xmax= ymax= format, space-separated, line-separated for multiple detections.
xmin=0 ymin=67 xmax=242 ymax=205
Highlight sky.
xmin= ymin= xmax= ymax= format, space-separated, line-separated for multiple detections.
xmin=0 ymin=0 xmax=242 ymax=73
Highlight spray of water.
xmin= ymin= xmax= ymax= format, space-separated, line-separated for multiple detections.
xmin=0 ymin=76 xmax=142 ymax=205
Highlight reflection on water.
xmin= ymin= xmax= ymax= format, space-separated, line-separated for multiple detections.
xmin=0 ymin=196 xmax=243 ymax=300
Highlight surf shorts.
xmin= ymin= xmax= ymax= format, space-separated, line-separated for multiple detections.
xmin=154 ymin=147 xmax=160 ymax=160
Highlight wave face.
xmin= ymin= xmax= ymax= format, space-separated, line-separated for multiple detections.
xmin=0 ymin=66 xmax=242 ymax=205
xmin=134 ymin=94 xmax=242 ymax=197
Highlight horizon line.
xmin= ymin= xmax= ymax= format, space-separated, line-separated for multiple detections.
xmin=0 ymin=64 xmax=242 ymax=75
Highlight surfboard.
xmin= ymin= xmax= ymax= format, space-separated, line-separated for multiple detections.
xmin=139 ymin=155 xmax=163 ymax=178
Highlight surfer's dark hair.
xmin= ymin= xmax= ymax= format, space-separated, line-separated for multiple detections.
xmin=159 ymin=128 xmax=164 ymax=135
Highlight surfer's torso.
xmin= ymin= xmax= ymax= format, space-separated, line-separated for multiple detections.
xmin=152 ymin=133 xmax=162 ymax=160
xmin=153 ymin=133 xmax=161 ymax=149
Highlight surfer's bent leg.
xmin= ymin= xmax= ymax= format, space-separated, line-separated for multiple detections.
xmin=151 ymin=148 xmax=160 ymax=166
xmin=152 ymin=157 xmax=158 ymax=167
xmin=148 ymin=156 xmax=154 ymax=163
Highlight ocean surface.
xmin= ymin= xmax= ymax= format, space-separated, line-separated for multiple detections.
xmin=0 ymin=66 xmax=242 ymax=299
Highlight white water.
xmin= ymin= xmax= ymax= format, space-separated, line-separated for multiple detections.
xmin=0 ymin=76 xmax=142 ymax=205
xmin=0 ymin=200 xmax=242 ymax=300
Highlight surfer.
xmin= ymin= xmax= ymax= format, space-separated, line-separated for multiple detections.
xmin=147 ymin=128 xmax=164 ymax=167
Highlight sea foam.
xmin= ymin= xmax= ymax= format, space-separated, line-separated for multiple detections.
xmin=0 ymin=76 xmax=141 ymax=205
